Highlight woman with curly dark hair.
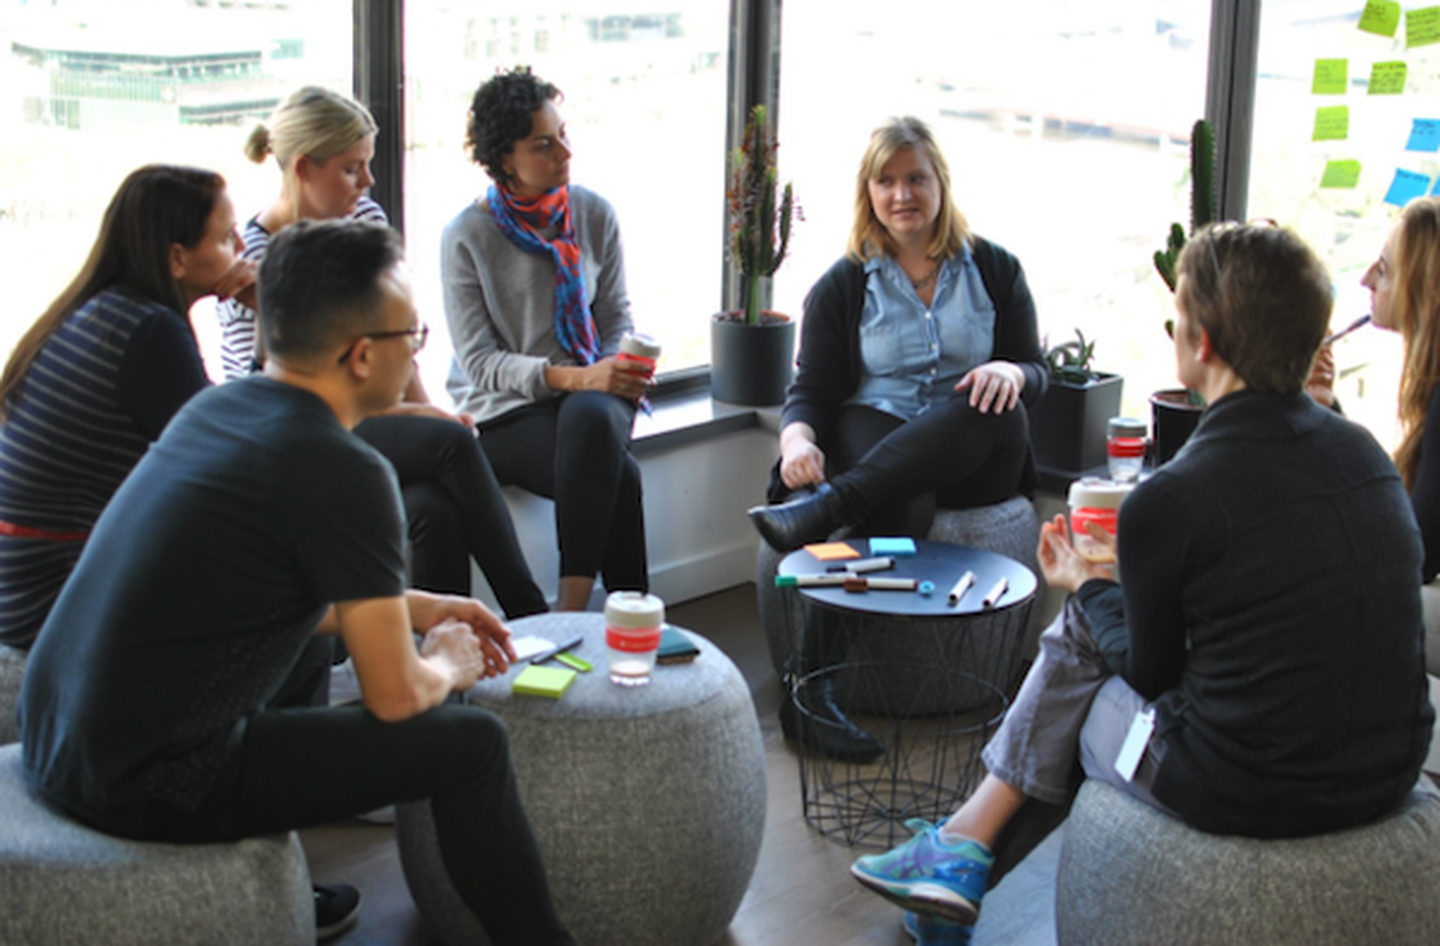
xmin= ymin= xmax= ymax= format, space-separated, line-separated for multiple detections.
xmin=443 ymin=66 xmax=650 ymax=611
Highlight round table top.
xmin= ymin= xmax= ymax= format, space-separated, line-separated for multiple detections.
xmin=777 ymin=539 xmax=1037 ymax=618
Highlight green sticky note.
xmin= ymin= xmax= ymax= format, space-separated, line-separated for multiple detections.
xmin=1313 ymin=105 xmax=1349 ymax=141
xmin=1359 ymin=0 xmax=1401 ymax=37
xmin=1320 ymin=160 xmax=1362 ymax=189
xmin=513 ymin=664 xmax=578 ymax=698
xmin=1407 ymin=6 xmax=1440 ymax=48
xmin=1368 ymin=61 xmax=1407 ymax=95
xmin=555 ymin=651 xmax=593 ymax=672
xmin=1312 ymin=59 xmax=1347 ymax=94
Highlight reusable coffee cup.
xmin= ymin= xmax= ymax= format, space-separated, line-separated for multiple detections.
xmin=603 ymin=591 xmax=665 ymax=687
xmin=1067 ymin=477 xmax=1134 ymax=565
xmin=617 ymin=332 xmax=662 ymax=380
xmin=1106 ymin=417 xmax=1147 ymax=484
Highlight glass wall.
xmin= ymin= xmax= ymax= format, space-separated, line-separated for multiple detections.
xmin=0 ymin=0 xmax=353 ymax=378
xmin=1247 ymin=0 xmax=1440 ymax=449
xmin=774 ymin=0 xmax=1213 ymax=420
xmin=401 ymin=2 xmax=729 ymax=396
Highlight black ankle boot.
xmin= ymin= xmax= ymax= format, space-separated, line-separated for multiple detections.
xmin=779 ymin=677 xmax=885 ymax=763
xmin=748 ymin=483 xmax=849 ymax=553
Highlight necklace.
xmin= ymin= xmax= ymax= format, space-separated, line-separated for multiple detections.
xmin=910 ymin=259 xmax=941 ymax=292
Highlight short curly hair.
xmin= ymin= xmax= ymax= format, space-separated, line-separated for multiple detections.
xmin=466 ymin=66 xmax=561 ymax=187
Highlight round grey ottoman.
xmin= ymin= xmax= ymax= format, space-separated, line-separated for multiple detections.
xmin=1056 ymin=777 xmax=1440 ymax=946
xmin=395 ymin=613 xmax=766 ymax=946
xmin=0 ymin=744 xmax=313 ymax=945
xmin=0 ymin=644 xmax=25 ymax=745
xmin=756 ymin=496 xmax=1042 ymax=690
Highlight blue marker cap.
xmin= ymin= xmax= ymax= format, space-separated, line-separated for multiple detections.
xmin=918 ymin=581 xmax=935 ymax=596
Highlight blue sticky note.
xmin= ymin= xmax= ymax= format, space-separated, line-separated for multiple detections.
xmin=1384 ymin=169 xmax=1432 ymax=206
xmin=869 ymin=537 xmax=917 ymax=556
xmin=1432 ymin=176 xmax=1440 ymax=196
xmin=1407 ymin=119 xmax=1440 ymax=152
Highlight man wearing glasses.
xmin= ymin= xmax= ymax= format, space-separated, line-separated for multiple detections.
xmin=18 ymin=220 xmax=575 ymax=946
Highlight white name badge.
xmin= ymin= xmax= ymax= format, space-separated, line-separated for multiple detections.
xmin=1113 ymin=706 xmax=1156 ymax=783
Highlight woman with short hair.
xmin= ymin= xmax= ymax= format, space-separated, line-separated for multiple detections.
xmin=444 ymin=66 xmax=650 ymax=612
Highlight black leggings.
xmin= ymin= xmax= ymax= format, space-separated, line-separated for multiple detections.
xmin=819 ymin=399 xmax=1030 ymax=538
xmin=355 ymin=415 xmax=547 ymax=618
xmin=478 ymin=393 xmax=647 ymax=592
xmin=138 ymin=703 xmax=573 ymax=946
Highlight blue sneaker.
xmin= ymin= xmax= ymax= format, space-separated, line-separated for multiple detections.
xmin=905 ymin=910 xmax=975 ymax=945
xmin=850 ymin=818 xmax=992 ymax=924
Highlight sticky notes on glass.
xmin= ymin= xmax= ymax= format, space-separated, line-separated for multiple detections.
xmin=513 ymin=664 xmax=578 ymax=698
xmin=1360 ymin=0 xmax=1401 ymax=37
xmin=1312 ymin=59 xmax=1348 ymax=94
xmin=1320 ymin=160 xmax=1362 ymax=189
xmin=1407 ymin=119 xmax=1440 ymax=152
xmin=1313 ymin=106 xmax=1349 ymax=141
xmin=1384 ymin=169 xmax=1433 ymax=206
xmin=804 ymin=541 xmax=860 ymax=561
xmin=869 ymin=537 xmax=917 ymax=556
xmin=1369 ymin=61 xmax=1407 ymax=94
xmin=1407 ymin=6 xmax=1440 ymax=48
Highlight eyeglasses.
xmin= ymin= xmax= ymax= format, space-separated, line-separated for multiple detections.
xmin=337 ymin=322 xmax=429 ymax=364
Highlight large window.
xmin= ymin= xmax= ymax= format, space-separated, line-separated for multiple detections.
xmin=402 ymin=2 xmax=729 ymax=398
xmin=1247 ymin=0 xmax=1440 ymax=449
xmin=774 ymin=0 xmax=1212 ymax=421
xmin=0 ymin=0 xmax=353 ymax=378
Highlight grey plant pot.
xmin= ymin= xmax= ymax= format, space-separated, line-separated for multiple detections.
xmin=710 ymin=311 xmax=795 ymax=406
xmin=1030 ymin=373 xmax=1124 ymax=472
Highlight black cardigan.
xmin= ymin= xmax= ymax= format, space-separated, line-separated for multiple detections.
xmin=769 ymin=238 xmax=1047 ymax=501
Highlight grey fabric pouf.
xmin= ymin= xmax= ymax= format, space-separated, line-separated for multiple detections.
xmin=0 ymin=744 xmax=313 ymax=945
xmin=0 ymin=644 xmax=25 ymax=745
xmin=395 ymin=613 xmax=766 ymax=946
xmin=1056 ymin=777 xmax=1440 ymax=946
xmin=756 ymin=496 xmax=1042 ymax=701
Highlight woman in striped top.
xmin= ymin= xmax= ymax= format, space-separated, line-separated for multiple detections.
xmin=0 ymin=165 xmax=252 ymax=648
xmin=220 ymin=87 xmax=547 ymax=618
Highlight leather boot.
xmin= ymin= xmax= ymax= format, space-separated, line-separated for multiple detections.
xmin=779 ymin=676 xmax=885 ymax=763
xmin=748 ymin=483 xmax=850 ymax=553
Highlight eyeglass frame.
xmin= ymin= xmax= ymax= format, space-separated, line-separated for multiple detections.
xmin=336 ymin=322 xmax=429 ymax=364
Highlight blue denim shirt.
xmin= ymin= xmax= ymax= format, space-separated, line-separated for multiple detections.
xmin=846 ymin=245 xmax=995 ymax=420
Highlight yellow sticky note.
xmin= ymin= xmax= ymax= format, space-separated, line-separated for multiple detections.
xmin=1312 ymin=59 xmax=1347 ymax=94
xmin=1359 ymin=0 xmax=1401 ymax=37
xmin=1320 ymin=160 xmax=1362 ymax=189
xmin=1313 ymin=106 xmax=1349 ymax=141
xmin=1368 ymin=61 xmax=1408 ymax=95
xmin=1407 ymin=6 xmax=1440 ymax=48
xmin=803 ymin=541 xmax=861 ymax=561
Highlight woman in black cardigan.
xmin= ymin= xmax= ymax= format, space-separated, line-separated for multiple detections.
xmin=749 ymin=116 xmax=1045 ymax=552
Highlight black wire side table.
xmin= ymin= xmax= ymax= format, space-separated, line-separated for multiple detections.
xmin=778 ymin=540 xmax=1037 ymax=847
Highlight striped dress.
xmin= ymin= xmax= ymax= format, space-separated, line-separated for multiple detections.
xmin=215 ymin=197 xmax=389 ymax=380
xmin=0 ymin=287 xmax=208 ymax=647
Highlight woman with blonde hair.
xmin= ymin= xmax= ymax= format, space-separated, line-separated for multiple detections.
xmin=221 ymin=86 xmax=547 ymax=618
xmin=749 ymin=115 xmax=1046 ymax=553
xmin=0 ymin=165 xmax=250 ymax=649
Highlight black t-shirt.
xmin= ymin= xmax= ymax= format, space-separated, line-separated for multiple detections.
xmin=19 ymin=377 xmax=406 ymax=834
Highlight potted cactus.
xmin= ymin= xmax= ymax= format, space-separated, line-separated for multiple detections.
xmin=1030 ymin=329 xmax=1124 ymax=472
xmin=1149 ymin=117 xmax=1217 ymax=465
xmin=711 ymin=104 xmax=799 ymax=406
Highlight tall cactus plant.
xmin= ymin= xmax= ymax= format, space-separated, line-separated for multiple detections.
xmin=1153 ymin=118 xmax=1219 ymax=320
xmin=727 ymin=104 xmax=797 ymax=325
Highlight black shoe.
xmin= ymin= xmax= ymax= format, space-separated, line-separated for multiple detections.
xmin=780 ymin=679 xmax=885 ymax=763
xmin=314 ymin=883 xmax=361 ymax=941
xmin=748 ymin=483 xmax=849 ymax=553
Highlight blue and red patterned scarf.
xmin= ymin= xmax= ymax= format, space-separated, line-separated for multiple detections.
xmin=487 ymin=183 xmax=600 ymax=365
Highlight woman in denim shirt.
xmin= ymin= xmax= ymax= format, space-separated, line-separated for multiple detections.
xmin=750 ymin=116 xmax=1046 ymax=553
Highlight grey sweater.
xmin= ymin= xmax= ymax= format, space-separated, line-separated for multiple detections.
xmin=442 ymin=185 xmax=633 ymax=423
